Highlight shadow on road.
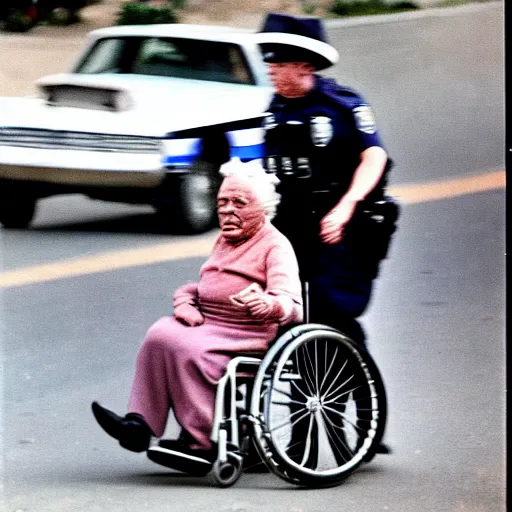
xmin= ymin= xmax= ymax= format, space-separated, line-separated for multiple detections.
xmin=71 ymin=462 xmax=389 ymax=491
xmin=32 ymin=213 xmax=177 ymax=235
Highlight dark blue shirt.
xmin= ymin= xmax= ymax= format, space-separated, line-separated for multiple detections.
xmin=264 ymin=76 xmax=388 ymax=218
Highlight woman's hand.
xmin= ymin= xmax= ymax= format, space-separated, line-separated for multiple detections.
xmin=174 ymin=304 xmax=205 ymax=326
xmin=319 ymin=199 xmax=358 ymax=245
xmin=244 ymin=294 xmax=284 ymax=321
xmin=230 ymin=284 xmax=290 ymax=322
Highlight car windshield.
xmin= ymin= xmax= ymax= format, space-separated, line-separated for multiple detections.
xmin=74 ymin=36 xmax=256 ymax=85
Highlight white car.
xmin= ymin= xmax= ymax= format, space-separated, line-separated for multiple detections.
xmin=0 ymin=24 xmax=272 ymax=232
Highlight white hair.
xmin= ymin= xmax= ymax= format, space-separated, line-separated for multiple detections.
xmin=219 ymin=158 xmax=281 ymax=219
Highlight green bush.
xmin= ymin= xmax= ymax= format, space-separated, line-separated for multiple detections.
xmin=169 ymin=0 xmax=187 ymax=9
xmin=117 ymin=2 xmax=178 ymax=25
xmin=392 ymin=1 xmax=419 ymax=9
xmin=3 ymin=10 xmax=33 ymax=32
xmin=330 ymin=0 xmax=419 ymax=17
xmin=302 ymin=3 xmax=319 ymax=14
xmin=47 ymin=7 xmax=75 ymax=25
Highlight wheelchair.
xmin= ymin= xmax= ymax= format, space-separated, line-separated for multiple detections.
xmin=192 ymin=300 xmax=388 ymax=488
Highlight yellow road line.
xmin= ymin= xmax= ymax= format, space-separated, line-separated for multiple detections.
xmin=0 ymin=170 xmax=505 ymax=289
xmin=0 ymin=235 xmax=218 ymax=289
xmin=388 ymin=169 xmax=505 ymax=204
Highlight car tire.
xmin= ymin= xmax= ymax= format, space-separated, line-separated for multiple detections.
xmin=0 ymin=192 xmax=37 ymax=229
xmin=156 ymin=160 xmax=221 ymax=234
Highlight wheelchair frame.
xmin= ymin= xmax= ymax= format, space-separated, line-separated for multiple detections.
xmin=208 ymin=322 xmax=388 ymax=487
xmin=145 ymin=280 xmax=388 ymax=487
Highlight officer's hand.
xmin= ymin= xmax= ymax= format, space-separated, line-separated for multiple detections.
xmin=320 ymin=200 xmax=357 ymax=244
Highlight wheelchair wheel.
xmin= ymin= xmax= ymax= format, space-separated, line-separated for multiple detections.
xmin=251 ymin=325 xmax=387 ymax=487
xmin=212 ymin=453 xmax=243 ymax=487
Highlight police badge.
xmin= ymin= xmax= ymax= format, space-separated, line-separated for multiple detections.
xmin=310 ymin=116 xmax=333 ymax=147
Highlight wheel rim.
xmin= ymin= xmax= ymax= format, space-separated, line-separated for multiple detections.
xmin=264 ymin=331 xmax=383 ymax=478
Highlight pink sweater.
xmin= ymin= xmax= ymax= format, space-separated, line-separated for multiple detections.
xmin=174 ymin=219 xmax=303 ymax=335
xmin=128 ymin=220 xmax=303 ymax=446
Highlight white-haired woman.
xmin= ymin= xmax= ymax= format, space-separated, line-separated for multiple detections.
xmin=92 ymin=159 xmax=302 ymax=470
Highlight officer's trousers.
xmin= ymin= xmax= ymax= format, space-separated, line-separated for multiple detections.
xmin=286 ymin=239 xmax=379 ymax=465
xmin=304 ymin=238 xmax=378 ymax=347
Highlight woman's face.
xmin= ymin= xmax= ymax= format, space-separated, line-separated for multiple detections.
xmin=217 ymin=177 xmax=266 ymax=244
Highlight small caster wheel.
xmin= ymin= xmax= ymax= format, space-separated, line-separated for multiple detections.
xmin=212 ymin=453 xmax=243 ymax=487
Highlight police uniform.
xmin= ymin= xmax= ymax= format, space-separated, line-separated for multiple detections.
xmin=257 ymin=13 xmax=396 ymax=457
xmin=263 ymin=76 xmax=397 ymax=345
xmin=262 ymin=79 xmax=397 ymax=457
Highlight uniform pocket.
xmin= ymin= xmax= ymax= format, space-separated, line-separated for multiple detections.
xmin=348 ymin=197 xmax=400 ymax=263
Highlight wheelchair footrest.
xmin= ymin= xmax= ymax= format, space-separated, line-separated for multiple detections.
xmin=147 ymin=442 xmax=215 ymax=477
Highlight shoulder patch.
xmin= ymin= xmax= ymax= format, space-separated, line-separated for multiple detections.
xmin=353 ymin=106 xmax=376 ymax=134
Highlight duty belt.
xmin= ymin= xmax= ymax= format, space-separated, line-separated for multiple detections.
xmin=264 ymin=155 xmax=312 ymax=179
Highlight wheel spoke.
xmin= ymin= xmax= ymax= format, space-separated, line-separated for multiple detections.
xmin=254 ymin=331 xmax=386 ymax=482
xmin=299 ymin=415 xmax=315 ymax=467
xmin=284 ymin=439 xmax=313 ymax=456
xmin=270 ymin=409 xmax=310 ymax=433
xmin=320 ymin=344 xmax=339 ymax=393
xmin=271 ymin=386 xmax=304 ymax=401
xmin=289 ymin=378 xmax=312 ymax=400
xmin=298 ymin=345 xmax=316 ymax=396
xmin=271 ymin=399 xmax=306 ymax=406
xmin=338 ymin=393 xmax=376 ymax=403
xmin=322 ymin=412 xmax=354 ymax=463
xmin=321 ymin=359 xmax=348 ymax=399
xmin=349 ymin=407 xmax=379 ymax=413
xmin=313 ymin=339 xmax=320 ymax=395
xmin=322 ymin=405 xmax=367 ymax=434
xmin=330 ymin=401 xmax=379 ymax=413
xmin=323 ymin=374 xmax=356 ymax=403
xmin=322 ymin=384 xmax=362 ymax=405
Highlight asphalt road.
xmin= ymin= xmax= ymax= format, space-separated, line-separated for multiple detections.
xmin=0 ymin=3 xmax=506 ymax=511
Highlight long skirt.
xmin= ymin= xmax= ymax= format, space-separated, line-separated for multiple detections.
xmin=128 ymin=316 xmax=274 ymax=449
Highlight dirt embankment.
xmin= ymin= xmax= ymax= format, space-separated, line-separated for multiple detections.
xmin=1 ymin=0 xmax=331 ymax=96
xmin=33 ymin=0 xmax=337 ymax=35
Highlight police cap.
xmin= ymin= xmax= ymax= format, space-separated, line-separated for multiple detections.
xmin=257 ymin=13 xmax=339 ymax=70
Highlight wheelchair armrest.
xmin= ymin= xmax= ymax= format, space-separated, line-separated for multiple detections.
xmin=270 ymin=323 xmax=303 ymax=347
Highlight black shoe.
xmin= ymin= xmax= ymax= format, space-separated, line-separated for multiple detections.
xmin=147 ymin=439 xmax=215 ymax=476
xmin=375 ymin=442 xmax=392 ymax=455
xmin=362 ymin=442 xmax=392 ymax=463
xmin=91 ymin=402 xmax=153 ymax=453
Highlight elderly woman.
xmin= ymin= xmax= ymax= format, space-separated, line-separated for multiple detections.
xmin=92 ymin=158 xmax=302 ymax=470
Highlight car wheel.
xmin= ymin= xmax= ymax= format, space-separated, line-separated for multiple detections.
xmin=0 ymin=196 xmax=37 ymax=229
xmin=157 ymin=161 xmax=221 ymax=234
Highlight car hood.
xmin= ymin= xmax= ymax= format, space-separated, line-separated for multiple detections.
xmin=0 ymin=73 xmax=273 ymax=137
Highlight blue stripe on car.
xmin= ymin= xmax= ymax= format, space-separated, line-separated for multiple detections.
xmin=231 ymin=143 xmax=266 ymax=161
xmin=163 ymin=155 xmax=197 ymax=166
xmin=163 ymin=143 xmax=265 ymax=167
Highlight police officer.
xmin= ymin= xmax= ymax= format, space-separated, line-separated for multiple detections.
xmin=256 ymin=13 xmax=398 ymax=461
xmin=257 ymin=12 xmax=399 ymax=347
